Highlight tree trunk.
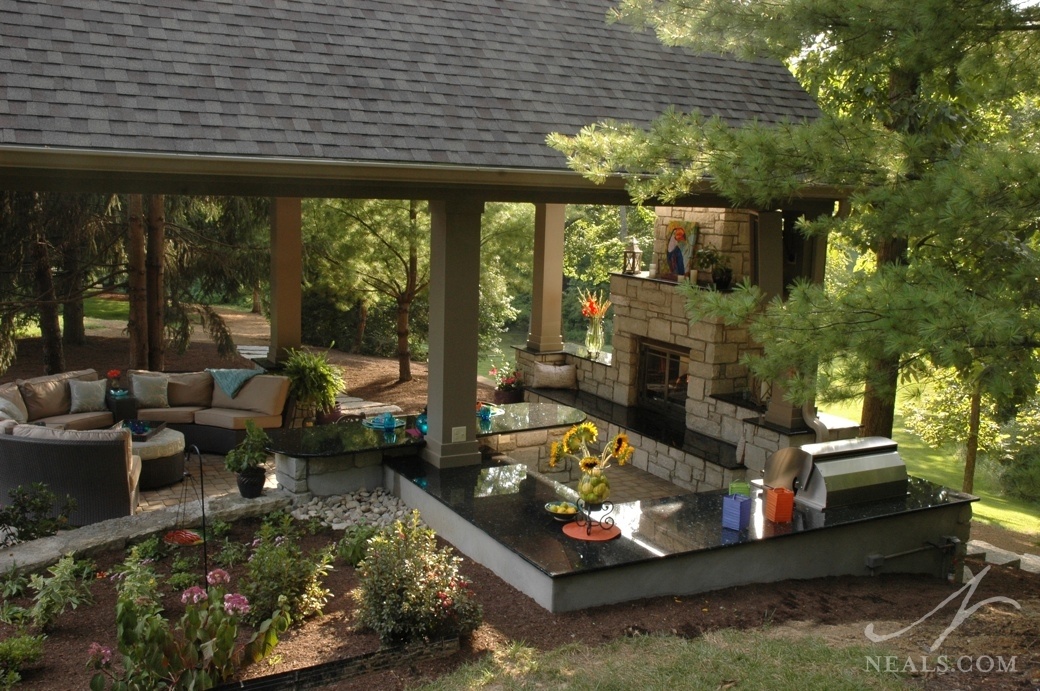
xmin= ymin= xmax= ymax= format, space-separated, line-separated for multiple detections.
xmin=859 ymin=236 xmax=908 ymax=438
xmin=396 ymin=297 xmax=412 ymax=383
xmin=60 ymin=241 xmax=86 ymax=345
xmin=127 ymin=195 xmax=148 ymax=369
xmin=31 ymin=236 xmax=65 ymax=374
xmin=962 ymin=381 xmax=982 ymax=494
xmin=353 ymin=300 xmax=367 ymax=353
xmin=146 ymin=195 xmax=165 ymax=371
xmin=251 ymin=284 xmax=263 ymax=313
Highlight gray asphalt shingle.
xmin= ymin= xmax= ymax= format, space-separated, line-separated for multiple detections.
xmin=1 ymin=0 xmax=820 ymax=171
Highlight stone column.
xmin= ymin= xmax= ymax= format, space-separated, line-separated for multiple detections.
xmin=424 ymin=198 xmax=485 ymax=468
xmin=526 ymin=203 xmax=566 ymax=352
xmin=269 ymin=197 xmax=302 ymax=363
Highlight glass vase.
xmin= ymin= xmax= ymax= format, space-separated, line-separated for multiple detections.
xmin=577 ymin=470 xmax=610 ymax=505
xmin=584 ymin=317 xmax=604 ymax=357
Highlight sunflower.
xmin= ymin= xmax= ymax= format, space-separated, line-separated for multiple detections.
xmin=571 ymin=421 xmax=598 ymax=445
xmin=611 ymin=433 xmax=629 ymax=456
xmin=548 ymin=441 xmax=563 ymax=468
xmin=579 ymin=456 xmax=600 ymax=473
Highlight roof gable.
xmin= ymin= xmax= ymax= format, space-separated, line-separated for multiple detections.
xmin=1 ymin=0 xmax=819 ymax=173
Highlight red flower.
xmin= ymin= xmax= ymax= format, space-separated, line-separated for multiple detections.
xmin=107 ymin=369 xmax=121 ymax=380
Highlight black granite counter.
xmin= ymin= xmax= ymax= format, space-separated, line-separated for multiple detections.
xmin=474 ymin=402 xmax=586 ymax=437
xmin=385 ymin=456 xmax=977 ymax=579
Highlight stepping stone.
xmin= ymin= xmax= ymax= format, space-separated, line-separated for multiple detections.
xmin=1020 ymin=553 xmax=1040 ymax=574
xmin=968 ymin=540 xmax=1022 ymax=568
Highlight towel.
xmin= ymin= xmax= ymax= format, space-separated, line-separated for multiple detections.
xmin=207 ymin=368 xmax=261 ymax=398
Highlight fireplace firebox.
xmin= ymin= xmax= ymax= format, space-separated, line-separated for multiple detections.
xmin=637 ymin=339 xmax=690 ymax=420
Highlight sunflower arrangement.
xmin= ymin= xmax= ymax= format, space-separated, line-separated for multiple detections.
xmin=549 ymin=421 xmax=634 ymax=474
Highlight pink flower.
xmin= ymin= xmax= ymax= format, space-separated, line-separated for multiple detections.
xmin=206 ymin=568 xmax=231 ymax=586
xmin=181 ymin=586 xmax=208 ymax=605
xmin=88 ymin=642 xmax=113 ymax=666
xmin=223 ymin=593 xmax=251 ymax=616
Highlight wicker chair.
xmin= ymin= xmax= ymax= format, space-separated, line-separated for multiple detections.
xmin=0 ymin=434 xmax=142 ymax=527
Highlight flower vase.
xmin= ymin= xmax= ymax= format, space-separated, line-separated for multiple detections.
xmin=577 ymin=470 xmax=610 ymax=505
xmin=584 ymin=317 xmax=604 ymax=357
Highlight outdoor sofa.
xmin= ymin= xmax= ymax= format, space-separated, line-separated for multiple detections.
xmin=0 ymin=421 xmax=141 ymax=527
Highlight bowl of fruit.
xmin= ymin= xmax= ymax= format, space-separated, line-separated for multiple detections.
xmin=545 ymin=500 xmax=579 ymax=522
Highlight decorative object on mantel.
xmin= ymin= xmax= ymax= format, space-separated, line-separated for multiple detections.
xmin=489 ymin=363 xmax=524 ymax=404
xmin=622 ymin=236 xmax=642 ymax=274
xmin=695 ymin=246 xmax=733 ymax=290
xmin=665 ymin=220 xmax=696 ymax=277
xmin=549 ymin=420 xmax=633 ymax=537
xmin=578 ymin=288 xmax=611 ymax=358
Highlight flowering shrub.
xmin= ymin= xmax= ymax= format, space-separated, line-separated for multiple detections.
xmin=240 ymin=513 xmax=334 ymax=627
xmin=489 ymin=363 xmax=522 ymax=391
xmin=88 ymin=563 xmax=287 ymax=690
xmin=353 ymin=510 xmax=482 ymax=645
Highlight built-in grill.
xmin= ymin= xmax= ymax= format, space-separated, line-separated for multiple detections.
xmin=762 ymin=437 xmax=908 ymax=511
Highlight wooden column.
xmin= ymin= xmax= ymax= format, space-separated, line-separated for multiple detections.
xmin=526 ymin=203 xmax=566 ymax=352
xmin=269 ymin=197 xmax=302 ymax=363
xmin=424 ymin=197 xmax=484 ymax=468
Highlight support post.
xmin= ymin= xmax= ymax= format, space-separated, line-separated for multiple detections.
xmin=269 ymin=197 xmax=303 ymax=363
xmin=526 ymin=203 xmax=566 ymax=352
xmin=424 ymin=198 xmax=485 ymax=468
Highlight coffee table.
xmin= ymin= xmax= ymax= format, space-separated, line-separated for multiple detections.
xmin=133 ymin=427 xmax=186 ymax=490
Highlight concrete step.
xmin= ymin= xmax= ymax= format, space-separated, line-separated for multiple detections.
xmin=967 ymin=539 xmax=1022 ymax=569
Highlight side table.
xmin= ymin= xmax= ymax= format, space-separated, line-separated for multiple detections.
xmin=106 ymin=392 xmax=137 ymax=423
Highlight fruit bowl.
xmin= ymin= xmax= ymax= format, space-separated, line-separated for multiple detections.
xmin=545 ymin=501 xmax=579 ymax=522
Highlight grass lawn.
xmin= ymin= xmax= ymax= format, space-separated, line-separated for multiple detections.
xmin=821 ymin=399 xmax=1040 ymax=536
xmin=15 ymin=295 xmax=130 ymax=338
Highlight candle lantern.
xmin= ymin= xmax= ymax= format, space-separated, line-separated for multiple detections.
xmin=622 ymin=237 xmax=642 ymax=274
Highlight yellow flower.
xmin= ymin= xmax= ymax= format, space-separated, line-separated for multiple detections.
xmin=579 ymin=456 xmax=600 ymax=473
xmin=571 ymin=422 xmax=598 ymax=445
xmin=611 ymin=433 xmax=629 ymax=457
xmin=549 ymin=441 xmax=563 ymax=468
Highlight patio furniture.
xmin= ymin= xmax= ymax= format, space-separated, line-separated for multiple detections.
xmin=132 ymin=426 xmax=186 ymax=490
xmin=0 ymin=426 xmax=141 ymax=527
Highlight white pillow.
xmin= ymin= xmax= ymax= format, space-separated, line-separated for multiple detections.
xmin=131 ymin=373 xmax=169 ymax=408
xmin=530 ymin=362 xmax=577 ymax=389
xmin=69 ymin=378 xmax=108 ymax=413
xmin=0 ymin=397 xmax=27 ymax=424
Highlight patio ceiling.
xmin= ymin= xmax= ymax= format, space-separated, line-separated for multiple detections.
xmin=1 ymin=0 xmax=827 ymax=204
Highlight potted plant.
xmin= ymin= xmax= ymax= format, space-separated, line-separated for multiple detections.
xmin=224 ymin=420 xmax=271 ymax=498
xmin=489 ymin=363 xmax=524 ymax=404
xmin=282 ymin=348 xmax=345 ymax=426
xmin=695 ymin=247 xmax=733 ymax=290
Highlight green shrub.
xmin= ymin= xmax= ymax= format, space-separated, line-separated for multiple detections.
xmin=337 ymin=522 xmax=381 ymax=567
xmin=128 ymin=535 xmax=167 ymax=563
xmin=240 ymin=515 xmax=334 ymax=627
xmin=353 ymin=510 xmax=482 ymax=645
xmin=167 ymin=553 xmax=201 ymax=591
xmin=0 ymin=634 xmax=44 ymax=690
xmin=0 ymin=483 xmax=76 ymax=545
xmin=0 ymin=554 xmax=93 ymax=632
xmin=214 ymin=538 xmax=250 ymax=569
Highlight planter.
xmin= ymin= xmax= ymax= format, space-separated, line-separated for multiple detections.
xmin=492 ymin=388 xmax=524 ymax=405
xmin=236 ymin=467 xmax=267 ymax=498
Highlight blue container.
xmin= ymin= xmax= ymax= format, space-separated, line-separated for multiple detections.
xmin=722 ymin=493 xmax=751 ymax=531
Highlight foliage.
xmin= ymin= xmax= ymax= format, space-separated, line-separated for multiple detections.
xmin=90 ymin=564 xmax=288 ymax=690
xmin=488 ymin=363 xmax=522 ymax=392
xmin=336 ymin=522 xmax=382 ymax=567
xmin=0 ymin=554 xmax=93 ymax=633
xmin=0 ymin=634 xmax=44 ymax=690
xmin=0 ymin=483 xmax=76 ymax=546
xmin=127 ymin=535 xmax=167 ymax=563
xmin=240 ymin=514 xmax=334 ymax=627
xmin=281 ymin=347 xmax=345 ymax=415
xmin=214 ymin=538 xmax=251 ymax=569
xmin=223 ymin=420 xmax=272 ymax=473
xmin=0 ymin=567 xmax=27 ymax=600
xmin=353 ymin=510 xmax=482 ymax=645
xmin=167 ymin=553 xmax=201 ymax=591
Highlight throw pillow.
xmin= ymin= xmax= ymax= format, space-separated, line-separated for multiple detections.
xmin=206 ymin=368 xmax=261 ymax=398
xmin=530 ymin=361 xmax=577 ymax=389
xmin=0 ymin=382 xmax=28 ymax=423
xmin=131 ymin=373 xmax=169 ymax=408
xmin=69 ymin=378 xmax=108 ymax=414
xmin=0 ymin=396 xmax=27 ymax=424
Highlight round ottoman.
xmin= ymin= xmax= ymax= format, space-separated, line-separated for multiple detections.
xmin=133 ymin=428 xmax=186 ymax=490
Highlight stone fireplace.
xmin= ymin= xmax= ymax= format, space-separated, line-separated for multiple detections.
xmin=517 ymin=205 xmax=859 ymax=493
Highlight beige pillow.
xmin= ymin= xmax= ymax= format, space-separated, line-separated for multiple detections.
xmin=0 ymin=382 xmax=28 ymax=423
xmin=131 ymin=373 xmax=169 ymax=408
xmin=210 ymin=375 xmax=290 ymax=415
xmin=12 ymin=424 xmax=128 ymax=444
xmin=69 ymin=378 xmax=108 ymax=413
xmin=18 ymin=374 xmax=71 ymax=420
xmin=530 ymin=361 xmax=577 ymax=389
xmin=167 ymin=371 xmax=214 ymax=407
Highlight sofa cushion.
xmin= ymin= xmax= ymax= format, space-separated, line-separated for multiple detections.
xmin=0 ymin=382 xmax=28 ymax=423
xmin=13 ymin=423 xmax=129 ymax=445
xmin=131 ymin=373 xmax=169 ymax=408
xmin=192 ymin=407 xmax=283 ymax=430
xmin=166 ymin=372 xmax=214 ymax=407
xmin=37 ymin=411 xmax=115 ymax=431
xmin=0 ymin=419 xmax=17 ymax=434
xmin=210 ymin=374 xmax=289 ymax=416
xmin=137 ymin=406 xmax=204 ymax=425
xmin=17 ymin=369 xmax=98 ymax=421
xmin=70 ymin=379 xmax=108 ymax=413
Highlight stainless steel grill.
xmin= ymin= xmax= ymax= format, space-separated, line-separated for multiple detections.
xmin=762 ymin=437 xmax=908 ymax=511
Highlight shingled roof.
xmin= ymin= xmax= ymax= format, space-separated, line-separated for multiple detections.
xmin=0 ymin=0 xmax=822 ymax=198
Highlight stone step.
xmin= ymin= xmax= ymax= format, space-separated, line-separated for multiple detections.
xmin=967 ymin=539 xmax=1022 ymax=569
xmin=1020 ymin=553 xmax=1040 ymax=574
